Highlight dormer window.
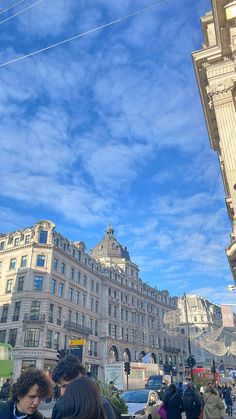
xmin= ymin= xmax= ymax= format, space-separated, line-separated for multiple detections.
xmin=39 ymin=230 xmax=48 ymax=244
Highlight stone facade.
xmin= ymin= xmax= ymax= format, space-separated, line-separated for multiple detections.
xmin=178 ymin=294 xmax=236 ymax=372
xmin=0 ymin=220 xmax=185 ymax=380
xmin=192 ymin=1 xmax=236 ymax=282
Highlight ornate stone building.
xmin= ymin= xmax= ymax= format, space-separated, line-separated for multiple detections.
xmin=0 ymin=220 xmax=185 ymax=379
xmin=178 ymin=294 xmax=236 ymax=372
xmin=192 ymin=0 xmax=236 ymax=282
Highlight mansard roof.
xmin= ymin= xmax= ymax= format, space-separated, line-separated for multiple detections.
xmin=90 ymin=226 xmax=130 ymax=261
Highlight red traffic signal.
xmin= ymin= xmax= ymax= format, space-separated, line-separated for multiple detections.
xmin=124 ymin=361 xmax=131 ymax=375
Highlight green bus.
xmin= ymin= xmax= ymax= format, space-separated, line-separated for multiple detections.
xmin=0 ymin=343 xmax=13 ymax=381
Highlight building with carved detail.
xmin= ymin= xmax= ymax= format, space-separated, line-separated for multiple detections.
xmin=178 ymin=294 xmax=236 ymax=372
xmin=192 ymin=0 xmax=236 ymax=282
xmin=0 ymin=220 xmax=185 ymax=379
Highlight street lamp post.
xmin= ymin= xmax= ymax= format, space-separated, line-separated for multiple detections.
xmin=183 ymin=293 xmax=194 ymax=381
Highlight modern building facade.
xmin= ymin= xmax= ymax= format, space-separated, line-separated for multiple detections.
xmin=192 ymin=0 xmax=236 ymax=282
xmin=0 ymin=220 xmax=185 ymax=380
xmin=178 ymin=294 xmax=236 ymax=373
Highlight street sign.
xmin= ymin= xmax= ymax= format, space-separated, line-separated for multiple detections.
xmin=187 ymin=356 xmax=196 ymax=368
xmin=69 ymin=346 xmax=84 ymax=362
xmin=69 ymin=339 xmax=86 ymax=347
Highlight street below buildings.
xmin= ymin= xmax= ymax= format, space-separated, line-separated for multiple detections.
xmin=38 ymin=400 xmax=236 ymax=419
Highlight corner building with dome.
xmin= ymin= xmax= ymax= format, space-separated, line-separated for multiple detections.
xmin=0 ymin=220 xmax=185 ymax=380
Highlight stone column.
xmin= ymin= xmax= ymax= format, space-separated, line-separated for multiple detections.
xmin=207 ymin=79 xmax=236 ymax=234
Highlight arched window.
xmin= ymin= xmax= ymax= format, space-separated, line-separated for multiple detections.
xmin=108 ymin=345 xmax=119 ymax=363
xmin=122 ymin=348 xmax=131 ymax=362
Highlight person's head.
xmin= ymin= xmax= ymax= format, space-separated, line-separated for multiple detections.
xmin=12 ymin=369 xmax=52 ymax=415
xmin=187 ymin=382 xmax=195 ymax=390
xmin=63 ymin=376 xmax=106 ymax=419
xmin=52 ymin=355 xmax=83 ymax=396
xmin=206 ymin=382 xmax=217 ymax=395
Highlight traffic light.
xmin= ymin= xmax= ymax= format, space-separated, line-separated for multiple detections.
xmin=56 ymin=349 xmax=66 ymax=361
xmin=211 ymin=359 xmax=216 ymax=374
xmin=124 ymin=361 xmax=131 ymax=375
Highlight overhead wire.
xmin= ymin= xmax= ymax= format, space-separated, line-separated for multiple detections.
xmin=0 ymin=0 xmax=167 ymax=68
xmin=0 ymin=0 xmax=44 ymax=26
xmin=0 ymin=0 xmax=27 ymax=16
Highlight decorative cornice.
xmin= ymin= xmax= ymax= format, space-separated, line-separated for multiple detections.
xmin=207 ymin=78 xmax=235 ymax=108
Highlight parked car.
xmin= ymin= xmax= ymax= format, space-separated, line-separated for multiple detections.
xmin=145 ymin=375 xmax=163 ymax=391
xmin=121 ymin=388 xmax=161 ymax=419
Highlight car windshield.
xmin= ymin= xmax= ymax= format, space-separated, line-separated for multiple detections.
xmin=121 ymin=390 xmax=149 ymax=403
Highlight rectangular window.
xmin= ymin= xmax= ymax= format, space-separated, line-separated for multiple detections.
xmin=49 ymin=304 xmax=54 ymax=323
xmin=61 ymin=263 xmax=65 ymax=274
xmin=30 ymin=301 xmax=40 ymax=320
xmin=58 ymin=282 xmax=64 ymax=298
xmin=50 ymin=279 xmax=56 ymax=295
xmin=82 ymin=294 xmax=86 ymax=307
xmin=0 ymin=330 xmax=6 ymax=342
xmin=1 ymin=305 xmax=9 ymax=323
xmin=21 ymin=255 xmax=27 ymax=268
xmin=68 ymin=310 xmax=72 ymax=323
xmin=90 ymin=319 xmax=93 ymax=334
xmin=90 ymin=298 xmax=94 ymax=311
xmin=96 ymin=283 xmax=99 ymax=293
xmin=57 ymin=306 xmax=62 ymax=325
xmin=94 ymin=341 xmax=98 ymax=357
xmin=14 ymin=237 xmax=20 ymax=247
xmin=5 ymin=279 xmax=13 ymax=294
xmin=81 ymin=315 xmax=85 ymax=327
xmin=24 ymin=328 xmax=40 ymax=347
xmin=68 ymin=288 xmax=73 ymax=302
xmin=46 ymin=330 xmax=53 ymax=348
xmin=39 ymin=230 xmax=48 ymax=244
xmin=95 ymin=300 xmax=99 ymax=313
xmin=36 ymin=255 xmax=45 ymax=267
xmin=9 ymin=258 xmax=16 ymax=270
xmin=54 ymin=331 xmax=60 ymax=350
xmin=8 ymin=329 xmax=17 ymax=347
xmin=83 ymin=275 xmax=87 ymax=287
xmin=13 ymin=301 xmax=21 ymax=321
xmin=33 ymin=276 xmax=43 ymax=291
xmin=95 ymin=320 xmax=98 ymax=336
xmin=0 ymin=241 xmax=5 ymax=250
xmin=91 ymin=280 xmax=94 ymax=291
xmin=75 ymin=291 xmax=80 ymax=305
xmin=25 ymin=235 xmax=30 ymax=244
xmin=53 ymin=258 xmax=58 ymax=271
xmin=17 ymin=276 xmax=24 ymax=292
xmin=71 ymin=268 xmax=74 ymax=279
xmin=75 ymin=312 xmax=79 ymax=325
xmin=77 ymin=271 xmax=81 ymax=284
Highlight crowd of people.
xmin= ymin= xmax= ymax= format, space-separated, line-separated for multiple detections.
xmin=0 ymin=358 xmax=235 ymax=419
xmin=158 ymin=380 xmax=235 ymax=419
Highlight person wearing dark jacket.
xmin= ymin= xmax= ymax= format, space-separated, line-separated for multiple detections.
xmin=51 ymin=355 xmax=118 ymax=419
xmin=0 ymin=368 xmax=52 ymax=419
xmin=163 ymin=383 xmax=184 ymax=419
xmin=183 ymin=383 xmax=201 ymax=419
xmin=0 ymin=378 xmax=11 ymax=401
xmin=222 ymin=384 xmax=233 ymax=416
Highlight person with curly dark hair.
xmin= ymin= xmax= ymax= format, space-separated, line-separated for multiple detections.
xmin=62 ymin=376 xmax=107 ymax=419
xmin=0 ymin=368 xmax=52 ymax=419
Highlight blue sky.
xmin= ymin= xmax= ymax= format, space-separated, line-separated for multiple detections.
xmin=0 ymin=0 xmax=235 ymax=306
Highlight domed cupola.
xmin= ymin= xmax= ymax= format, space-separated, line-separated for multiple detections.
xmin=90 ymin=226 xmax=130 ymax=262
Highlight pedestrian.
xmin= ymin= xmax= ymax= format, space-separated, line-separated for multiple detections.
xmin=203 ymin=383 xmax=225 ymax=419
xmin=51 ymin=354 xmax=118 ymax=419
xmin=0 ymin=378 xmax=11 ymax=401
xmin=163 ymin=383 xmax=184 ymax=419
xmin=222 ymin=383 xmax=233 ymax=416
xmin=159 ymin=382 xmax=168 ymax=401
xmin=62 ymin=376 xmax=107 ymax=419
xmin=183 ymin=382 xmax=202 ymax=419
xmin=0 ymin=368 xmax=52 ymax=419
